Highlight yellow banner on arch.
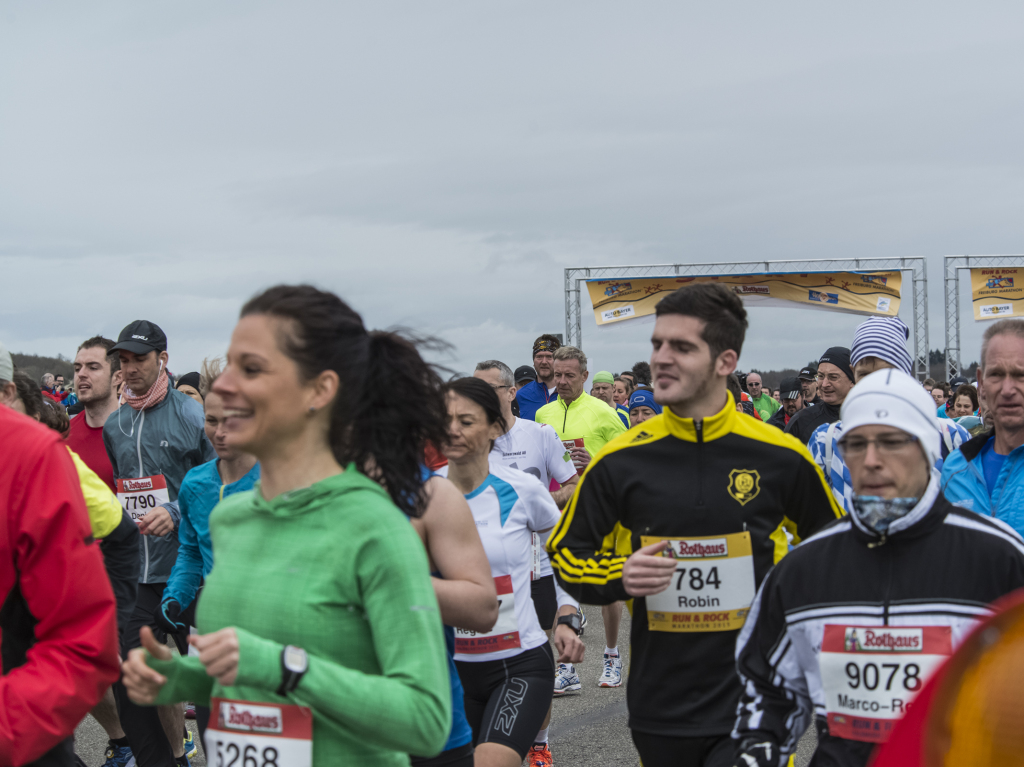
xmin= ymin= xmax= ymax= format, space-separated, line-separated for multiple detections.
xmin=971 ymin=267 xmax=1024 ymax=321
xmin=588 ymin=271 xmax=902 ymax=327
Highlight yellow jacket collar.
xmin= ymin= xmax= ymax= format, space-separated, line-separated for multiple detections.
xmin=662 ymin=391 xmax=737 ymax=442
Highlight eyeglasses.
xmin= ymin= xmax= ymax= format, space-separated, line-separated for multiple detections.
xmin=837 ymin=434 xmax=919 ymax=457
xmin=486 ymin=384 xmax=511 ymax=391
xmin=815 ymin=373 xmax=844 ymax=384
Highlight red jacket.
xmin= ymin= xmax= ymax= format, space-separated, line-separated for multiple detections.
xmin=0 ymin=407 xmax=120 ymax=766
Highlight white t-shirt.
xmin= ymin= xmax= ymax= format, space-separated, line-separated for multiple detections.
xmin=490 ymin=418 xmax=577 ymax=579
xmin=440 ymin=462 xmax=561 ymax=662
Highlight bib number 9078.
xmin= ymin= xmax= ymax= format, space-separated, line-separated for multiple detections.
xmin=843 ymin=660 xmax=922 ymax=693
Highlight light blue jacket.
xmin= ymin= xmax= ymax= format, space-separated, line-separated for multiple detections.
xmin=940 ymin=428 xmax=1024 ymax=537
xmin=163 ymin=458 xmax=261 ymax=608
xmin=103 ymin=388 xmax=216 ymax=583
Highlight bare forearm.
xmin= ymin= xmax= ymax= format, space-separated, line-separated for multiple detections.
xmin=432 ymin=577 xmax=498 ymax=633
xmin=551 ymin=485 xmax=575 ymax=509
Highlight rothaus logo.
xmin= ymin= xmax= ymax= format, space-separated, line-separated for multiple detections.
xmin=843 ymin=627 xmax=923 ymax=652
xmin=667 ymin=538 xmax=728 ymax=559
xmin=123 ymin=478 xmax=154 ymax=491
xmin=219 ymin=702 xmax=283 ymax=733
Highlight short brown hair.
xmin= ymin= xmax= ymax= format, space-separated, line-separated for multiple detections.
xmin=553 ymin=345 xmax=588 ymax=373
xmin=78 ymin=336 xmax=120 ymax=374
xmin=655 ymin=283 xmax=748 ymax=359
xmin=954 ymin=384 xmax=979 ymax=412
xmin=981 ymin=319 xmax=1024 ymax=370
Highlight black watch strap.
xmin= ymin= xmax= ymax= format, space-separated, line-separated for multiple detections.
xmin=556 ymin=613 xmax=582 ymax=635
xmin=277 ymin=645 xmax=308 ymax=697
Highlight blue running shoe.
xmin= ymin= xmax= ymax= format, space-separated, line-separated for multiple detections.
xmin=183 ymin=729 xmax=198 ymax=760
xmin=101 ymin=742 xmax=136 ymax=767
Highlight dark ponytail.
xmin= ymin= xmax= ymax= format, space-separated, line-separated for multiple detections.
xmin=240 ymin=284 xmax=448 ymax=517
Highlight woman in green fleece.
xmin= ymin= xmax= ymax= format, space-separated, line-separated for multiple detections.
xmin=123 ymin=285 xmax=453 ymax=766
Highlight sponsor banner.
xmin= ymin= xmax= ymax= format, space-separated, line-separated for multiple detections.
xmin=819 ymin=625 xmax=952 ymax=744
xmin=971 ymin=267 xmax=1024 ymax=321
xmin=641 ymin=532 xmax=756 ymax=633
xmin=587 ymin=272 xmax=902 ymax=327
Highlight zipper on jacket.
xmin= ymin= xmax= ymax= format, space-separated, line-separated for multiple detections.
xmin=881 ymin=544 xmax=893 ymax=625
xmin=136 ymin=409 xmax=150 ymax=582
xmin=562 ymin=399 xmax=569 ymax=434
xmin=695 ymin=420 xmax=705 ymax=507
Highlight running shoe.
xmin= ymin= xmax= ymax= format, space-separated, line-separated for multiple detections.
xmin=597 ymin=653 xmax=622 ymax=688
xmin=554 ymin=662 xmax=581 ymax=695
xmin=184 ymin=702 xmax=196 ymax=719
xmin=528 ymin=743 xmax=554 ymax=767
xmin=101 ymin=742 xmax=136 ymax=767
xmin=183 ymin=730 xmax=198 ymax=760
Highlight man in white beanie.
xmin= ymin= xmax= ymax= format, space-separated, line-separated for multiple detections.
xmin=733 ymin=368 xmax=1024 ymax=767
xmin=808 ymin=316 xmax=970 ymax=513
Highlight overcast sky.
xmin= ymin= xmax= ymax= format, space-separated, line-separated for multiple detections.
xmin=3 ymin=2 xmax=1023 ymax=380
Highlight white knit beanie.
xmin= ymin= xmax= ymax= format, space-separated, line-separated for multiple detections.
xmin=840 ymin=368 xmax=941 ymax=466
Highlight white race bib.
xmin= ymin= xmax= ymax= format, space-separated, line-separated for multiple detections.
xmin=116 ymin=475 xmax=170 ymax=522
xmin=642 ymin=532 xmax=756 ymax=632
xmin=455 ymin=575 xmax=521 ymax=654
xmin=205 ymin=698 xmax=313 ymax=767
xmin=819 ymin=625 xmax=952 ymax=743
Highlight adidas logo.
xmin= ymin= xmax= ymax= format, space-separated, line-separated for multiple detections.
xmin=630 ymin=430 xmax=654 ymax=443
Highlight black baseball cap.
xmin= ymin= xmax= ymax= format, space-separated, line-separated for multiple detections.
xmin=950 ymin=376 xmax=969 ymax=388
xmin=798 ymin=363 xmax=818 ymax=381
xmin=111 ymin=320 xmax=168 ymax=355
xmin=514 ymin=365 xmax=537 ymax=384
xmin=780 ymin=377 xmax=802 ymax=400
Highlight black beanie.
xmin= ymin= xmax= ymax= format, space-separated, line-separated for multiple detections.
xmin=818 ymin=347 xmax=854 ymax=382
xmin=175 ymin=371 xmax=202 ymax=394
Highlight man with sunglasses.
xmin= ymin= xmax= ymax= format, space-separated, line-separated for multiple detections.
xmin=809 ymin=318 xmax=969 ymax=513
xmin=785 ymin=347 xmax=854 ymax=444
xmin=734 ymin=368 xmax=1024 ymax=767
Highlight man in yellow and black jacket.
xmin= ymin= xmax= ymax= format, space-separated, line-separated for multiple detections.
xmin=547 ymin=283 xmax=841 ymax=767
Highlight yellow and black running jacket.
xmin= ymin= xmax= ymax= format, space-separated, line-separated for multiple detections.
xmin=547 ymin=392 xmax=841 ymax=738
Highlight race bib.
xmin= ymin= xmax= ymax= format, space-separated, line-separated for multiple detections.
xmin=116 ymin=475 xmax=170 ymax=522
xmin=819 ymin=625 xmax=952 ymax=743
xmin=455 ymin=575 xmax=521 ymax=654
xmin=205 ymin=698 xmax=313 ymax=767
xmin=641 ymin=532 xmax=756 ymax=632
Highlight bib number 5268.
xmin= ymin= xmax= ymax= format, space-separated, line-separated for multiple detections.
xmin=211 ymin=741 xmax=280 ymax=767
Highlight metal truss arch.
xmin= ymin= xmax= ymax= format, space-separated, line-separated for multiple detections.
xmin=565 ymin=258 xmax=930 ymax=379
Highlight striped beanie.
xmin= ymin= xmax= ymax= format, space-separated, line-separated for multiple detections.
xmin=851 ymin=317 xmax=913 ymax=376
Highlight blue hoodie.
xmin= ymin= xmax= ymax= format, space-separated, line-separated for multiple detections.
xmin=163 ymin=458 xmax=260 ymax=608
xmin=515 ymin=379 xmax=557 ymax=422
xmin=940 ymin=428 xmax=1024 ymax=538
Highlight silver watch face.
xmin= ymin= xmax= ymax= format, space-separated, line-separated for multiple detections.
xmin=283 ymin=645 xmax=308 ymax=673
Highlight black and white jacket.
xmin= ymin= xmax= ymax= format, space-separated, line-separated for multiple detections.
xmin=733 ymin=474 xmax=1024 ymax=767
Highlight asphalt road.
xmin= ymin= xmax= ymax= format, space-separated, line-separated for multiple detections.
xmin=75 ymin=606 xmax=816 ymax=766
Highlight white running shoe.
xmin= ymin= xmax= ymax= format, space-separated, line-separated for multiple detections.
xmin=554 ymin=662 xmax=582 ymax=695
xmin=598 ymin=653 xmax=622 ymax=687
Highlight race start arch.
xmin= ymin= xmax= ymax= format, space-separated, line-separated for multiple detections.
xmin=944 ymin=254 xmax=1024 ymax=380
xmin=564 ymin=257 xmax=929 ymax=379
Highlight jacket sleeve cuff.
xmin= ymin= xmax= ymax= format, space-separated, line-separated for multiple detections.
xmin=161 ymin=501 xmax=181 ymax=528
xmin=234 ymin=627 xmax=284 ymax=691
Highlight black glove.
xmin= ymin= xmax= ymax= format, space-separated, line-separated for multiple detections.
xmin=734 ymin=738 xmax=779 ymax=767
xmin=154 ymin=597 xmax=187 ymax=636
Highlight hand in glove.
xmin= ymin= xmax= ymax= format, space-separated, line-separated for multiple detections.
xmin=734 ymin=738 xmax=779 ymax=767
xmin=154 ymin=597 xmax=187 ymax=635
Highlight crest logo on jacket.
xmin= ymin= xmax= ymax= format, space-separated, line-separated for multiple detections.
xmin=727 ymin=469 xmax=761 ymax=506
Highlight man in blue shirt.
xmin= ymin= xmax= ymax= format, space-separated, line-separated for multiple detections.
xmin=942 ymin=319 xmax=1024 ymax=536
xmin=516 ymin=335 xmax=561 ymax=421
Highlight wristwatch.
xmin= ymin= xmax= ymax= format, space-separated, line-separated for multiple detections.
xmin=277 ymin=645 xmax=308 ymax=696
xmin=556 ymin=613 xmax=582 ymax=636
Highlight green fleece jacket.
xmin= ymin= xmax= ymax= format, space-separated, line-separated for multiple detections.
xmin=148 ymin=466 xmax=451 ymax=765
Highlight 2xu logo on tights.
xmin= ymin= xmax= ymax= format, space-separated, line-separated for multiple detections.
xmin=219 ymin=702 xmax=283 ymax=734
